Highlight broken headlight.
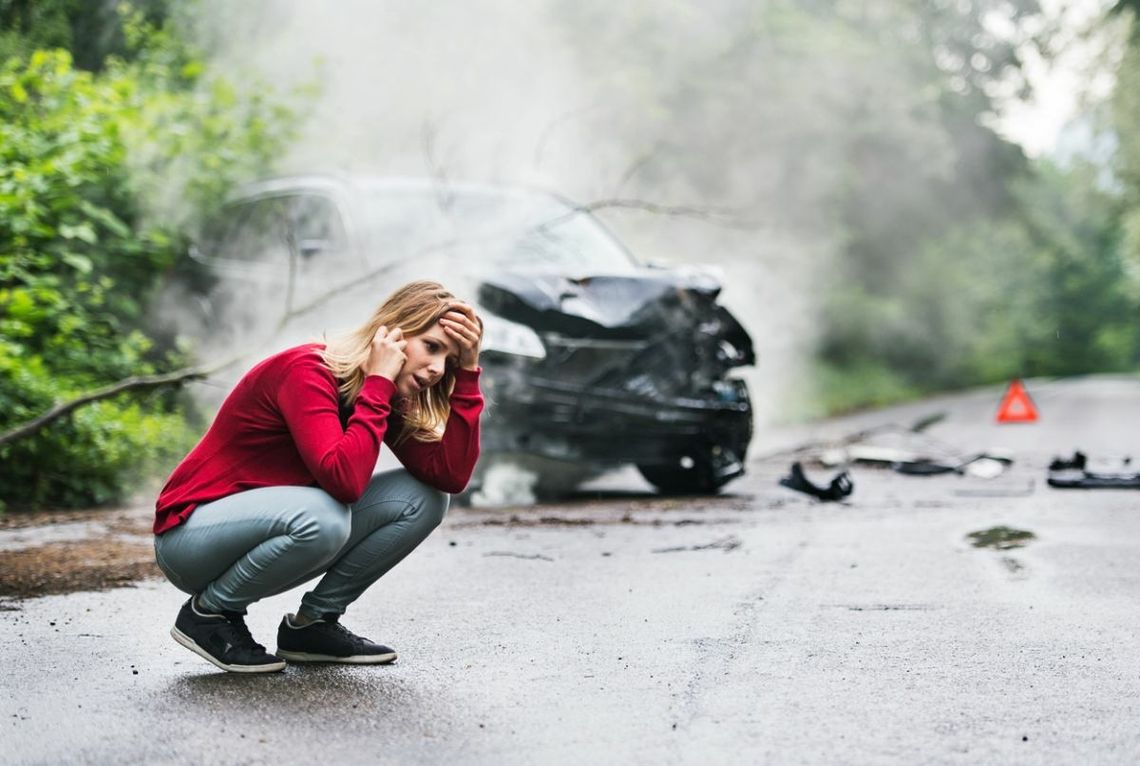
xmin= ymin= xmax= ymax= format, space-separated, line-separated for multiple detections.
xmin=480 ymin=312 xmax=546 ymax=360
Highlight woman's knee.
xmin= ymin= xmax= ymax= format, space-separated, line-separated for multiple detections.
xmin=391 ymin=475 xmax=449 ymax=531
xmin=287 ymin=492 xmax=351 ymax=556
xmin=413 ymin=485 xmax=450 ymax=530
xmin=362 ymin=469 xmax=451 ymax=530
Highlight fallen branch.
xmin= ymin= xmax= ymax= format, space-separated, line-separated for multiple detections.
xmin=0 ymin=354 xmax=243 ymax=448
xmin=577 ymin=198 xmax=754 ymax=225
xmin=751 ymin=412 xmax=949 ymax=463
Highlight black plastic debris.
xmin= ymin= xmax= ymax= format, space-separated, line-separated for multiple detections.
xmin=1047 ymin=451 xmax=1140 ymax=489
xmin=1048 ymin=451 xmax=1087 ymax=471
xmin=779 ymin=462 xmax=853 ymax=502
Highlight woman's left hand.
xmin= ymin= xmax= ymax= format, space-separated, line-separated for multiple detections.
xmin=440 ymin=303 xmax=483 ymax=370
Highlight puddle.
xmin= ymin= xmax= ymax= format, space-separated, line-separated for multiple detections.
xmin=966 ymin=526 xmax=1036 ymax=550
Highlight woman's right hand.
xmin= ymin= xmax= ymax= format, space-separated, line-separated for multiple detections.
xmin=364 ymin=326 xmax=407 ymax=383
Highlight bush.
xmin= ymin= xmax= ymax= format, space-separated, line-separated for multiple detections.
xmin=0 ymin=10 xmax=295 ymax=510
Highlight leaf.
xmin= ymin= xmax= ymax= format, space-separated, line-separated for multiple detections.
xmin=78 ymin=200 xmax=131 ymax=238
xmin=58 ymin=223 xmax=98 ymax=244
xmin=61 ymin=252 xmax=93 ymax=274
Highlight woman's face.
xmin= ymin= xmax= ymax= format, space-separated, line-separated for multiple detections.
xmin=396 ymin=322 xmax=460 ymax=398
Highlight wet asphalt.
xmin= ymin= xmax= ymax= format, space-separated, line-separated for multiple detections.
xmin=3 ymin=376 xmax=1140 ymax=764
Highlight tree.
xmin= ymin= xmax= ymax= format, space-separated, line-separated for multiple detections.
xmin=0 ymin=6 xmax=296 ymax=510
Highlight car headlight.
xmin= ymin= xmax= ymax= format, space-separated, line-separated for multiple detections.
xmin=480 ymin=313 xmax=546 ymax=360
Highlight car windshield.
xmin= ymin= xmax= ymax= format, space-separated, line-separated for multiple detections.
xmin=362 ymin=187 xmax=639 ymax=275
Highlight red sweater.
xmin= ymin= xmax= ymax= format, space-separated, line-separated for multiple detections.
xmin=154 ymin=343 xmax=483 ymax=534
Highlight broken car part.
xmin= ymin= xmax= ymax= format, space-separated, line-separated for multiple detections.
xmin=892 ymin=453 xmax=1013 ymax=478
xmin=1047 ymin=451 xmax=1140 ymax=489
xmin=778 ymin=462 xmax=853 ymax=502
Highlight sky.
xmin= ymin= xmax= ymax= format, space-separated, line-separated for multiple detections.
xmin=995 ymin=0 xmax=1123 ymax=156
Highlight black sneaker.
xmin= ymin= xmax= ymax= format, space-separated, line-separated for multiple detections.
xmin=170 ymin=598 xmax=286 ymax=673
xmin=276 ymin=614 xmax=397 ymax=664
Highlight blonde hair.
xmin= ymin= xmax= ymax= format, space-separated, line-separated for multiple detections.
xmin=322 ymin=280 xmax=459 ymax=443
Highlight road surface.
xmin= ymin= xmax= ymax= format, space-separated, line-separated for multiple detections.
xmin=3 ymin=376 xmax=1139 ymax=764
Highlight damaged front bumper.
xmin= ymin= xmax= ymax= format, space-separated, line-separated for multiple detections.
xmin=476 ymin=270 xmax=756 ymax=493
xmin=481 ymin=367 xmax=752 ymax=480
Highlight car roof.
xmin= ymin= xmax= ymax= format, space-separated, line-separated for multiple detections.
xmin=227 ymin=174 xmax=574 ymax=208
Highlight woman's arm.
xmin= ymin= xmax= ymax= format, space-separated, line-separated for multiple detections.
xmin=277 ymin=361 xmax=398 ymax=503
xmin=386 ymin=368 xmax=484 ymax=493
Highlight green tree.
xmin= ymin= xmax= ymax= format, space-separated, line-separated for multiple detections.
xmin=553 ymin=0 xmax=1068 ymax=411
xmin=1113 ymin=3 xmax=1140 ymax=294
xmin=0 ymin=7 xmax=295 ymax=510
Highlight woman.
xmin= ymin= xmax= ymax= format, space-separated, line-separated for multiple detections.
xmin=153 ymin=280 xmax=484 ymax=673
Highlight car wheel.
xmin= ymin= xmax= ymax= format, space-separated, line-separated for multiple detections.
xmin=637 ymin=455 xmax=724 ymax=495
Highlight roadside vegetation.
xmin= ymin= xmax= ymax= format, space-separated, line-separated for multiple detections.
xmin=0 ymin=2 xmax=295 ymax=510
xmin=1 ymin=0 xmax=1138 ymax=509
xmin=811 ymin=0 xmax=1140 ymax=413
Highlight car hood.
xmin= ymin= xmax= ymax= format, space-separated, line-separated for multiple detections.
xmin=478 ymin=270 xmax=755 ymax=366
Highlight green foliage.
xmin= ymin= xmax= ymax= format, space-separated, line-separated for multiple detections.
xmin=555 ymin=0 xmax=1090 ymax=414
xmin=802 ymin=358 xmax=922 ymax=419
xmin=0 ymin=0 xmax=164 ymax=72
xmin=0 ymin=343 xmax=196 ymax=507
xmin=819 ymin=159 xmax=1139 ymax=403
xmin=1114 ymin=12 xmax=1140 ymax=297
xmin=0 ymin=6 xmax=295 ymax=509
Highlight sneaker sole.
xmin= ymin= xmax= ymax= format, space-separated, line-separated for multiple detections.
xmin=275 ymin=649 xmax=397 ymax=664
xmin=171 ymin=627 xmax=286 ymax=673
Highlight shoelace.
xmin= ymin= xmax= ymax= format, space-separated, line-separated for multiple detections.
xmin=219 ymin=613 xmax=268 ymax=653
xmin=323 ymin=618 xmax=371 ymax=649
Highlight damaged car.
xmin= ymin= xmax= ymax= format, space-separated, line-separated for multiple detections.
xmin=179 ymin=176 xmax=755 ymax=495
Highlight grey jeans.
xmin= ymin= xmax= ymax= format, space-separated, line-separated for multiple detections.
xmin=153 ymin=468 xmax=449 ymax=617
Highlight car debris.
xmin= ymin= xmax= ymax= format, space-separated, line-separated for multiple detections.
xmin=891 ymin=453 xmax=1013 ymax=478
xmin=803 ymin=419 xmax=1014 ymax=479
xmin=1047 ymin=451 xmax=1140 ymax=489
xmin=778 ymin=462 xmax=853 ymax=502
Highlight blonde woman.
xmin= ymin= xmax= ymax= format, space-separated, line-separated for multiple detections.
xmin=153 ymin=281 xmax=484 ymax=673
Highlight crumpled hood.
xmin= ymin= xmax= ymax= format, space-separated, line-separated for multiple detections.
xmin=478 ymin=269 xmax=755 ymax=366
xmin=479 ymin=271 xmax=716 ymax=333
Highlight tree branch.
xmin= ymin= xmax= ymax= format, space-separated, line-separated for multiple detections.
xmin=0 ymin=354 xmax=244 ymax=448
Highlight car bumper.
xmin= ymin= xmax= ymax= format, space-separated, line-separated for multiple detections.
xmin=482 ymin=375 xmax=753 ymax=465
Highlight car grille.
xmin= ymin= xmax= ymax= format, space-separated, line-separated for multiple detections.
xmin=534 ymin=334 xmax=652 ymax=388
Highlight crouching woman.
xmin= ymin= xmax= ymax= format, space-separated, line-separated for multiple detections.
xmin=152 ymin=280 xmax=483 ymax=673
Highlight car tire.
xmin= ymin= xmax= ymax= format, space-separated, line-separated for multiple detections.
xmin=637 ymin=459 xmax=723 ymax=495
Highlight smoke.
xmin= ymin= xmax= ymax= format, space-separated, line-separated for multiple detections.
xmin=470 ymin=461 xmax=538 ymax=507
xmin=184 ymin=0 xmax=1004 ymax=435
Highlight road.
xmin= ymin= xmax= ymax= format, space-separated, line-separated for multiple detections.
xmin=3 ymin=376 xmax=1139 ymax=764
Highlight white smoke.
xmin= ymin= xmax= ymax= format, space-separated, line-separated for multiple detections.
xmin=470 ymin=461 xmax=538 ymax=507
xmin=187 ymin=0 xmax=980 ymax=440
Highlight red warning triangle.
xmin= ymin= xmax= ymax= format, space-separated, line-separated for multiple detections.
xmin=996 ymin=379 xmax=1038 ymax=423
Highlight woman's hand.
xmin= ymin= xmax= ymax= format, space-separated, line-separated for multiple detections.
xmin=439 ymin=303 xmax=483 ymax=370
xmin=364 ymin=325 xmax=407 ymax=382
